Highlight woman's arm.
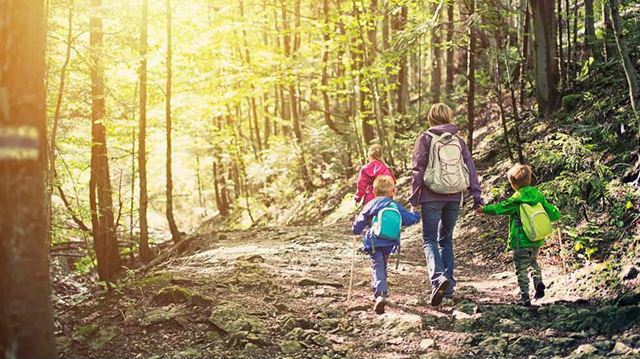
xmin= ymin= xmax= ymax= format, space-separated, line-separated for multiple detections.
xmin=460 ymin=139 xmax=483 ymax=209
xmin=354 ymin=166 xmax=369 ymax=203
xmin=409 ymin=134 xmax=429 ymax=207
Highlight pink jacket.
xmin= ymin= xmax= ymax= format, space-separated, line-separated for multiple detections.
xmin=355 ymin=160 xmax=396 ymax=205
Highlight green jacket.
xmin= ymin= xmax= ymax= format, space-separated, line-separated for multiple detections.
xmin=483 ymin=186 xmax=561 ymax=250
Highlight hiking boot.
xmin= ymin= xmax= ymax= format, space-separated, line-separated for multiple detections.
xmin=534 ymin=282 xmax=546 ymax=299
xmin=430 ymin=278 xmax=450 ymax=306
xmin=373 ymin=296 xmax=387 ymax=314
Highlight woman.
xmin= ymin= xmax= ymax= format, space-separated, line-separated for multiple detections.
xmin=408 ymin=103 xmax=483 ymax=306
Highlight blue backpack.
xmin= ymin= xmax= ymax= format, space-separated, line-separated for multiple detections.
xmin=372 ymin=202 xmax=402 ymax=242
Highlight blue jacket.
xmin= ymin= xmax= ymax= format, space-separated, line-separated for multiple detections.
xmin=352 ymin=197 xmax=421 ymax=253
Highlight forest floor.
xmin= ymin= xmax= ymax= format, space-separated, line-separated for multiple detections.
xmin=55 ymin=216 xmax=640 ymax=358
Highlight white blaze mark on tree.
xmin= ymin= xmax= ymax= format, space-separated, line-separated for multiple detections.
xmin=0 ymin=125 xmax=40 ymax=160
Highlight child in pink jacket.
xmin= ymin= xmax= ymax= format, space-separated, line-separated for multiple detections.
xmin=355 ymin=145 xmax=396 ymax=206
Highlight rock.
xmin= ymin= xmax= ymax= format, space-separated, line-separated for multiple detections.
xmin=381 ymin=313 xmax=422 ymax=336
xmin=140 ymin=306 xmax=186 ymax=327
xmin=592 ymin=340 xmax=614 ymax=352
xmin=456 ymin=300 xmax=478 ymax=315
xmin=347 ymin=303 xmax=370 ymax=312
xmin=237 ymin=254 xmax=266 ymax=263
xmin=281 ymin=315 xmax=314 ymax=332
xmin=570 ymin=344 xmax=598 ymax=358
xmin=244 ymin=343 xmax=258 ymax=351
xmin=319 ymin=318 xmax=342 ymax=331
xmin=153 ymin=285 xmax=212 ymax=307
xmin=297 ymin=277 xmax=343 ymax=288
xmin=209 ymin=302 xmax=265 ymax=335
xmin=280 ymin=340 xmax=303 ymax=355
xmin=418 ymin=338 xmax=435 ymax=352
xmin=479 ymin=336 xmax=507 ymax=355
xmin=452 ymin=310 xmax=473 ymax=320
xmin=621 ymin=265 xmax=639 ymax=281
xmin=496 ymin=318 xmax=517 ymax=332
xmin=610 ymin=341 xmax=635 ymax=355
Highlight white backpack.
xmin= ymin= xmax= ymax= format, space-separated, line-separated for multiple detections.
xmin=422 ymin=131 xmax=470 ymax=194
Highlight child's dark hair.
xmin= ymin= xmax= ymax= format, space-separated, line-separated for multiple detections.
xmin=507 ymin=164 xmax=532 ymax=189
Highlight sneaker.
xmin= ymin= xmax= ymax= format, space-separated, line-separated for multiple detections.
xmin=430 ymin=278 xmax=450 ymax=306
xmin=534 ymin=282 xmax=545 ymax=299
xmin=373 ymin=296 xmax=387 ymax=314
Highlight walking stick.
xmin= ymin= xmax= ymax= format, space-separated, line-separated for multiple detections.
xmin=346 ymin=235 xmax=357 ymax=303
xmin=395 ymin=241 xmax=401 ymax=270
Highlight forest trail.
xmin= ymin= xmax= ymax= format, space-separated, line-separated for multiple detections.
xmin=58 ymin=221 xmax=640 ymax=358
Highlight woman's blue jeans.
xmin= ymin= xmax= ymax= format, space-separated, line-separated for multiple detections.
xmin=421 ymin=201 xmax=460 ymax=294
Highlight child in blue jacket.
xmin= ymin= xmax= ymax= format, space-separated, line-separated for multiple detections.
xmin=353 ymin=175 xmax=420 ymax=314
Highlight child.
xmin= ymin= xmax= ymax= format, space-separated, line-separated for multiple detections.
xmin=353 ymin=175 xmax=420 ymax=314
xmin=355 ymin=144 xmax=396 ymax=206
xmin=479 ymin=164 xmax=560 ymax=306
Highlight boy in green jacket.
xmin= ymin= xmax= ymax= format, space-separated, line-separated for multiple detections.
xmin=478 ymin=164 xmax=561 ymax=306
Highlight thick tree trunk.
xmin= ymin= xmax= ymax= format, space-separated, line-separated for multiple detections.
xmin=90 ymin=0 xmax=119 ymax=282
xmin=138 ymin=0 xmax=153 ymax=263
xmin=466 ymin=0 xmax=476 ymax=152
xmin=445 ymin=2 xmax=455 ymax=94
xmin=0 ymin=0 xmax=56 ymax=356
xmin=530 ymin=0 xmax=560 ymax=116
xmin=609 ymin=0 xmax=640 ymax=116
xmin=165 ymin=0 xmax=181 ymax=242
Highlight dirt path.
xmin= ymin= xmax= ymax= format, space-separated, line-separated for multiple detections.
xmin=57 ymin=220 xmax=640 ymax=358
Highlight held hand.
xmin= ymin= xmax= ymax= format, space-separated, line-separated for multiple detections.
xmin=410 ymin=205 xmax=417 ymax=213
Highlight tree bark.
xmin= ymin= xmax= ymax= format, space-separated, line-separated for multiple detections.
xmin=393 ymin=5 xmax=409 ymax=115
xmin=557 ymin=0 xmax=565 ymax=85
xmin=602 ymin=2 xmax=617 ymax=61
xmin=529 ymin=0 xmax=560 ymax=116
xmin=584 ymin=0 xmax=602 ymax=61
xmin=430 ymin=1 xmax=442 ymax=103
xmin=520 ymin=1 xmax=531 ymax=109
xmin=165 ymin=0 xmax=181 ymax=242
xmin=321 ymin=0 xmax=344 ymax=135
xmin=609 ymin=0 xmax=640 ymax=116
xmin=0 ymin=0 xmax=56 ymax=356
xmin=445 ymin=2 xmax=455 ymax=94
xmin=48 ymin=1 xmax=74 ymax=244
xmin=138 ymin=0 xmax=153 ymax=263
xmin=466 ymin=0 xmax=476 ymax=152
xmin=89 ymin=0 xmax=119 ymax=283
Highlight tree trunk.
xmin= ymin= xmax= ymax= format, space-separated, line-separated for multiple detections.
xmin=466 ymin=0 xmax=476 ymax=152
xmin=530 ymin=0 xmax=560 ymax=116
xmin=557 ymin=0 xmax=565 ymax=85
xmin=138 ymin=0 xmax=153 ymax=263
xmin=584 ymin=0 xmax=601 ymax=61
xmin=48 ymin=1 xmax=74 ymax=244
xmin=445 ymin=2 xmax=455 ymax=94
xmin=430 ymin=1 xmax=442 ymax=103
xmin=0 ymin=0 xmax=56 ymax=356
xmin=602 ymin=2 xmax=617 ymax=61
xmin=165 ymin=0 xmax=181 ymax=242
xmin=609 ymin=0 xmax=640 ymax=116
xmin=281 ymin=0 xmax=312 ymax=190
xmin=564 ymin=0 xmax=571 ymax=85
xmin=393 ymin=5 xmax=409 ymax=115
xmin=321 ymin=0 xmax=343 ymax=135
xmin=90 ymin=0 xmax=119 ymax=283
xmin=520 ymin=1 xmax=531 ymax=109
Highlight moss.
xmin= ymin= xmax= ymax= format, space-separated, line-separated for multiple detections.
xmin=89 ymin=327 xmax=120 ymax=350
xmin=153 ymin=285 xmax=212 ymax=307
xmin=72 ymin=323 xmax=99 ymax=342
xmin=562 ymin=93 xmax=583 ymax=111
xmin=137 ymin=272 xmax=173 ymax=287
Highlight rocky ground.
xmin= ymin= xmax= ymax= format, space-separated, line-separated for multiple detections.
xmin=54 ymin=215 xmax=640 ymax=358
